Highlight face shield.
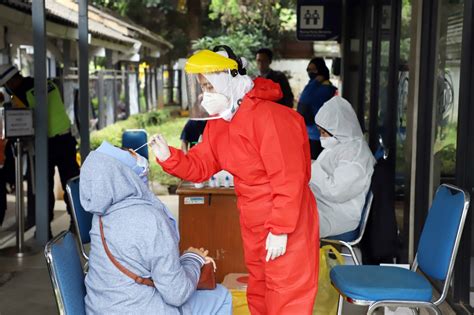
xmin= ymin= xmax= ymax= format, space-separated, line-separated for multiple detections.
xmin=186 ymin=72 xmax=231 ymax=120
xmin=184 ymin=49 xmax=240 ymax=121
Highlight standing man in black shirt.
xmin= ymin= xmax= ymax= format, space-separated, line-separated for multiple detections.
xmin=256 ymin=48 xmax=294 ymax=108
xmin=180 ymin=120 xmax=207 ymax=154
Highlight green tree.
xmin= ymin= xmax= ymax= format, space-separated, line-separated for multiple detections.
xmin=192 ymin=0 xmax=296 ymax=68
xmin=91 ymin=0 xmax=208 ymax=60
xmin=208 ymin=0 xmax=295 ymax=36
xmin=91 ymin=0 xmax=296 ymax=62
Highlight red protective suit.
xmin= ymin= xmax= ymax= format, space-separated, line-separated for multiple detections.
xmin=158 ymin=78 xmax=319 ymax=314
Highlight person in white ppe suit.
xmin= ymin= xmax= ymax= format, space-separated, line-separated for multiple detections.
xmin=310 ymin=96 xmax=376 ymax=238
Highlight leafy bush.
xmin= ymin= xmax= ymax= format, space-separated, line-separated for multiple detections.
xmin=91 ymin=97 xmax=99 ymax=110
xmin=90 ymin=110 xmax=187 ymax=187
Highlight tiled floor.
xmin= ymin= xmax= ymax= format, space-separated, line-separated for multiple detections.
xmin=0 ymin=203 xmax=69 ymax=315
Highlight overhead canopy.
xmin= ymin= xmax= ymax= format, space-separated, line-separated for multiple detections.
xmin=0 ymin=0 xmax=172 ymax=61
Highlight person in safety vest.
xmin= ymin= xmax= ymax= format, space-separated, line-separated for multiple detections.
xmin=150 ymin=46 xmax=319 ymax=315
xmin=0 ymin=64 xmax=80 ymax=239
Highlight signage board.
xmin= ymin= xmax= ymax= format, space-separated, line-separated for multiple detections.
xmin=297 ymin=0 xmax=342 ymax=41
xmin=0 ymin=108 xmax=34 ymax=139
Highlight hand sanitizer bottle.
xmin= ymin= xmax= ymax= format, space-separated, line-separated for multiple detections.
xmin=209 ymin=176 xmax=216 ymax=188
xmin=224 ymin=176 xmax=230 ymax=188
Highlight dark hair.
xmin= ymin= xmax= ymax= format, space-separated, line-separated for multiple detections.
xmin=309 ymin=57 xmax=330 ymax=80
xmin=256 ymin=48 xmax=273 ymax=62
xmin=316 ymin=124 xmax=333 ymax=137
xmin=213 ymin=45 xmax=247 ymax=77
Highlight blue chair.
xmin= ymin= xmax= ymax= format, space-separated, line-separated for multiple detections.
xmin=44 ymin=231 xmax=86 ymax=315
xmin=321 ymin=191 xmax=374 ymax=265
xmin=330 ymin=184 xmax=470 ymax=315
xmin=122 ymin=129 xmax=148 ymax=159
xmin=66 ymin=176 xmax=93 ymax=260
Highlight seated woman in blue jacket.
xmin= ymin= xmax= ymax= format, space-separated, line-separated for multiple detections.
xmin=80 ymin=141 xmax=232 ymax=315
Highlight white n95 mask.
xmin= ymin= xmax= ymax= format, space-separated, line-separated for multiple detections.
xmin=320 ymin=137 xmax=339 ymax=149
xmin=201 ymin=92 xmax=230 ymax=116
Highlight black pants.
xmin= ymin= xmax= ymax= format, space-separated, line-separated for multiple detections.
xmin=0 ymin=167 xmax=6 ymax=226
xmin=0 ymin=142 xmax=15 ymax=226
xmin=27 ymin=132 xmax=80 ymax=231
xmin=309 ymin=139 xmax=323 ymax=160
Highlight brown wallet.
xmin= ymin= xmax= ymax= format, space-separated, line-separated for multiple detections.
xmin=99 ymin=216 xmax=216 ymax=290
xmin=197 ymin=262 xmax=216 ymax=290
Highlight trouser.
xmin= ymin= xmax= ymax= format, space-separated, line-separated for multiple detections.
xmin=1 ymin=142 xmax=15 ymax=227
xmin=309 ymin=139 xmax=323 ymax=160
xmin=0 ymin=167 xmax=6 ymax=226
xmin=240 ymin=213 xmax=319 ymax=315
xmin=28 ymin=132 xmax=80 ymax=234
xmin=184 ymin=284 xmax=233 ymax=315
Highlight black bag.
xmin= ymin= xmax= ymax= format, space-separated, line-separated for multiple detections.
xmin=361 ymin=158 xmax=400 ymax=264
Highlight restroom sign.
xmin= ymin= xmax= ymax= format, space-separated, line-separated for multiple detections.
xmin=300 ymin=6 xmax=324 ymax=29
xmin=297 ymin=0 xmax=342 ymax=41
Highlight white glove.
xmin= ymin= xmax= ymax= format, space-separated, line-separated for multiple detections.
xmin=150 ymin=134 xmax=171 ymax=162
xmin=265 ymin=232 xmax=288 ymax=262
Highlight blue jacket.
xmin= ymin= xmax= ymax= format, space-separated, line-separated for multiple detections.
xmin=80 ymin=148 xmax=204 ymax=315
xmin=297 ymin=80 xmax=337 ymax=140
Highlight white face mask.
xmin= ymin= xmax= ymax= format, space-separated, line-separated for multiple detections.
xmin=201 ymin=92 xmax=230 ymax=116
xmin=320 ymin=137 xmax=339 ymax=149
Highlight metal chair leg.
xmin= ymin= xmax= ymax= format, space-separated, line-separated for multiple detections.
xmin=344 ymin=244 xmax=360 ymax=265
xmin=427 ymin=305 xmax=441 ymax=315
xmin=367 ymin=304 xmax=378 ymax=315
xmin=368 ymin=303 xmax=439 ymax=315
xmin=337 ymin=295 xmax=343 ymax=315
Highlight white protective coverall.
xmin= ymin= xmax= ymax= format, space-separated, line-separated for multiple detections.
xmin=310 ymin=96 xmax=376 ymax=238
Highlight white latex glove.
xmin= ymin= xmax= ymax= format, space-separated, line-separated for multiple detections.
xmin=265 ymin=232 xmax=288 ymax=262
xmin=150 ymin=134 xmax=171 ymax=162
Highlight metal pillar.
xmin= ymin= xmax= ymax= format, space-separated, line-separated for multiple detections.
xmin=32 ymin=0 xmax=49 ymax=245
xmin=63 ymin=40 xmax=71 ymax=77
xmin=124 ymin=67 xmax=130 ymax=118
xmin=79 ymin=0 xmax=90 ymax=161
xmin=15 ymin=140 xmax=24 ymax=253
xmin=136 ymin=66 xmax=141 ymax=112
xmin=154 ymin=67 xmax=159 ymax=110
xmin=97 ymin=70 xmax=105 ymax=129
xmin=0 ymin=140 xmax=35 ymax=256
xmin=112 ymin=70 xmax=118 ymax=122
xmin=144 ymin=68 xmax=149 ymax=111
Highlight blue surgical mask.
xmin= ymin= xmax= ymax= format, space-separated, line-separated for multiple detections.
xmin=132 ymin=154 xmax=149 ymax=184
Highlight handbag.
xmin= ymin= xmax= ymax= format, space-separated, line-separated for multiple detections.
xmin=99 ymin=216 xmax=216 ymax=290
xmin=313 ymin=245 xmax=344 ymax=315
xmin=197 ymin=262 xmax=216 ymax=290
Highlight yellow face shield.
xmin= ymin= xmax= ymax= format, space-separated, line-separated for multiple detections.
xmin=184 ymin=50 xmax=238 ymax=74
xmin=184 ymin=50 xmax=237 ymax=120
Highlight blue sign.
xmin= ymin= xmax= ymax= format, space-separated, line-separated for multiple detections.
xmin=297 ymin=0 xmax=342 ymax=41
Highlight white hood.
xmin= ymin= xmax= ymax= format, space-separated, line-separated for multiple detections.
xmin=311 ymin=96 xmax=376 ymax=238
xmin=315 ymin=96 xmax=364 ymax=141
xmin=203 ymin=51 xmax=254 ymax=121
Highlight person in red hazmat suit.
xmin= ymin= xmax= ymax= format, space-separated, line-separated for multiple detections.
xmin=150 ymin=46 xmax=319 ymax=315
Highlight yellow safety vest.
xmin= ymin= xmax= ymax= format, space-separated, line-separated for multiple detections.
xmin=26 ymin=81 xmax=71 ymax=138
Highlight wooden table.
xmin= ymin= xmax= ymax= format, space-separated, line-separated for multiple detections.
xmin=177 ymin=182 xmax=247 ymax=283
